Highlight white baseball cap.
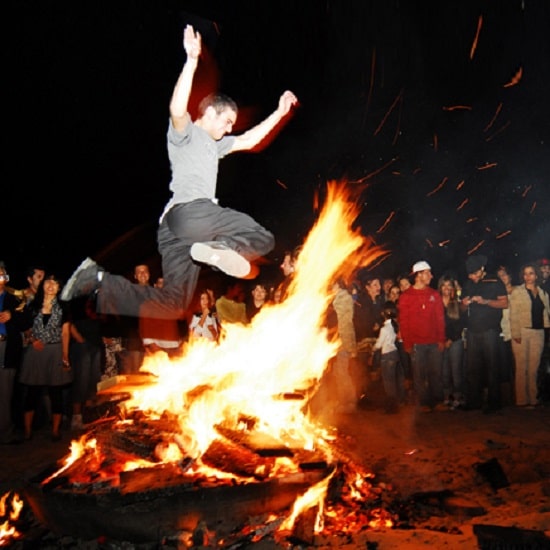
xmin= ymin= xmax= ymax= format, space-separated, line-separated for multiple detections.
xmin=412 ymin=260 xmax=431 ymax=273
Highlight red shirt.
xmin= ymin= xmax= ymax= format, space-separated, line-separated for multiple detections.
xmin=398 ymin=286 xmax=445 ymax=351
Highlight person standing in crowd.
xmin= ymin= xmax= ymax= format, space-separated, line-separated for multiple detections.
xmin=509 ymin=262 xmax=550 ymax=408
xmin=374 ymin=301 xmax=405 ymax=413
xmin=353 ymin=276 xmax=384 ymax=391
xmin=396 ymin=273 xmax=411 ymax=293
xmin=438 ymin=274 xmax=466 ymax=409
xmin=398 ymin=261 xmax=446 ymax=412
xmin=536 ymin=258 xmax=550 ymax=403
xmin=118 ymin=264 xmax=150 ymax=374
xmin=140 ymin=272 xmax=184 ymax=357
xmin=61 ymin=24 xmax=298 ymax=322
xmin=216 ymin=280 xmax=248 ymax=326
xmin=387 ymin=284 xmax=401 ymax=305
xmin=496 ymin=265 xmax=516 ymax=405
xmin=327 ymin=278 xmax=358 ymax=415
xmin=0 ymin=262 xmax=29 ymax=444
xmin=276 ymin=246 xmax=301 ymax=303
xmin=246 ymin=282 xmax=269 ymax=322
xmin=382 ymin=277 xmax=396 ymax=302
xmin=354 ymin=276 xmax=384 ymax=341
xmin=68 ymin=294 xmax=104 ymax=431
xmin=21 ymin=265 xmax=46 ymax=305
xmin=538 ymin=258 xmax=550 ymax=294
xmin=461 ymin=255 xmax=508 ymax=413
xmin=189 ymin=289 xmax=219 ymax=342
xmin=19 ymin=274 xmax=72 ymax=441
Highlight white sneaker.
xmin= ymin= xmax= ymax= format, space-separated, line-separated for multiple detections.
xmin=191 ymin=242 xmax=250 ymax=278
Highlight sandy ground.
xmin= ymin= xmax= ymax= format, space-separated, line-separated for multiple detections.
xmin=1 ymin=403 xmax=550 ymax=548
xmin=331 ymin=402 xmax=550 ymax=548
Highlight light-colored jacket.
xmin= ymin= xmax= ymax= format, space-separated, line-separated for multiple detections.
xmin=509 ymin=285 xmax=550 ymax=339
xmin=332 ymin=288 xmax=357 ymax=355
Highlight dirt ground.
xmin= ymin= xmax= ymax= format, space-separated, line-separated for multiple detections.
xmin=334 ymin=402 xmax=550 ymax=548
xmin=1 ymin=402 xmax=550 ymax=548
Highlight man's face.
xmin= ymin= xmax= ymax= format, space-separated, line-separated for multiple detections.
xmin=416 ymin=269 xmax=433 ymax=286
xmin=206 ymin=107 xmax=237 ymax=140
xmin=468 ymin=268 xmax=485 ymax=283
xmin=540 ymin=265 xmax=550 ymax=281
xmin=28 ymin=269 xmax=45 ymax=291
xmin=134 ymin=265 xmax=150 ymax=286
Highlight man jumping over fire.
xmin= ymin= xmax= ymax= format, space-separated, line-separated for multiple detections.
xmin=61 ymin=24 xmax=298 ymax=319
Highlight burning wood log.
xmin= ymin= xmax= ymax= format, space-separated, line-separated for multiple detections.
xmin=202 ymin=436 xmax=275 ymax=480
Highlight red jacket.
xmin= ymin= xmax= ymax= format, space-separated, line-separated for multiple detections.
xmin=398 ymin=286 xmax=445 ymax=351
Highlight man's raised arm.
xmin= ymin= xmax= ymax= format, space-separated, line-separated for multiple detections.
xmin=169 ymin=25 xmax=201 ymax=132
xmin=231 ymin=90 xmax=298 ymax=152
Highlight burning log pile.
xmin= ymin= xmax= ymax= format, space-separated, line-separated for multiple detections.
xmin=5 ymin=184 xmax=406 ymax=546
xmin=21 ymin=391 xmax=397 ymax=545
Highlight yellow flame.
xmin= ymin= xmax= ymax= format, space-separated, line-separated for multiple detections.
xmin=278 ymin=468 xmax=336 ymax=532
xmin=0 ymin=492 xmax=23 ymax=545
xmin=113 ymin=182 xmax=384 ymax=463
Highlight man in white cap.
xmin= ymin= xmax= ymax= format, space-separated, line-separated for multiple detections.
xmin=398 ymin=260 xmax=446 ymax=412
xmin=460 ymin=254 xmax=508 ymax=412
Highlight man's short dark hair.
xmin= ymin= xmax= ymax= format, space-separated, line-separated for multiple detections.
xmin=198 ymin=93 xmax=238 ymax=117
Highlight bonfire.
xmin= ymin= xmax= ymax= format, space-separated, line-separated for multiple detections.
xmin=9 ymin=182 xmax=396 ymax=547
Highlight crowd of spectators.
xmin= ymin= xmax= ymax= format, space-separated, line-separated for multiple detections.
xmin=0 ymin=253 xmax=548 ymax=446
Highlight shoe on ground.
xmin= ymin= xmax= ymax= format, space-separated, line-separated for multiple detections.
xmin=190 ymin=242 xmax=251 ymax=278
xmin=61 ymin=257 xmax=102 ymax=301
xmin=433 ymin=402 xmax=449 ymax=412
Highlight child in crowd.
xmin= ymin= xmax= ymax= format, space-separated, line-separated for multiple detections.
xmin=374 ymin=301 xmax=405 ymax=413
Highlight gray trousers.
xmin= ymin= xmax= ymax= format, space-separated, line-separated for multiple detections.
xmin=97 ymin=199 xmax=274 ymax=319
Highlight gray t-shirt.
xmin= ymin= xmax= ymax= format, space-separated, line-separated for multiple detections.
xmin=160 ymin=117 xmax=235 ymax=221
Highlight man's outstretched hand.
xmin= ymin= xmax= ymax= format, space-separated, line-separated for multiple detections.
xmin=183 ymin=24 xmax=201 ymax=60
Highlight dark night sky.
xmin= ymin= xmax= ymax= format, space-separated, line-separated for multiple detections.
xmin=5 ymin=0 xmax=550 ymax=287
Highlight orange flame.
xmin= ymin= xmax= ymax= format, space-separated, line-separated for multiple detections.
xmin=278 ymin=468 xmax=336 ymax=533
xmin=0 ymin=492 xmax=23 ymax=546
xmin=115 ymin=182 xmax=385 ymax=463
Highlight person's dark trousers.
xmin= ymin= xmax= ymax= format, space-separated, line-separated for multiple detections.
xmin=410 ymin=343 xmax=443 ymax=408
xmin=465 ymin=328 xmax=501 ymax=411
xmin=97 ymin=199 xmax=274 ymax=320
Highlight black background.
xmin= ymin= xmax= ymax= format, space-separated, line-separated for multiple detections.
xmin=5 ymin=0 xmax=549 ymax=287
